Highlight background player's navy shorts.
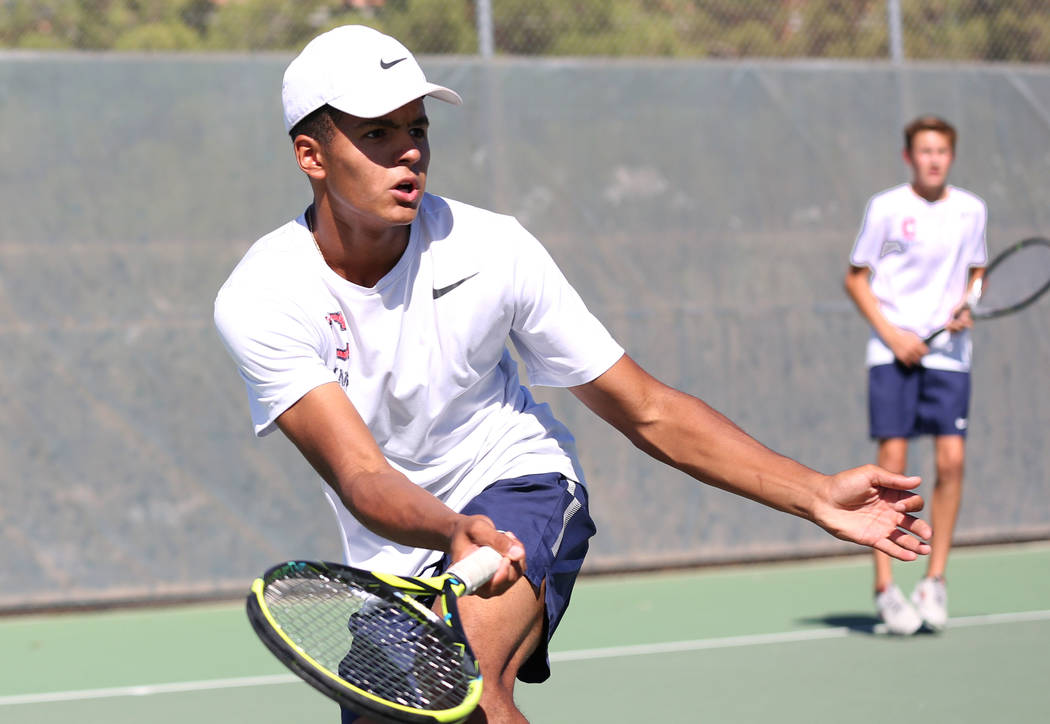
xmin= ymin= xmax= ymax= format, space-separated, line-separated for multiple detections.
xmin=868 ymin=362 xmax=971 ymax=439
xmin=341 ymin=472 xmax=595 ymax=723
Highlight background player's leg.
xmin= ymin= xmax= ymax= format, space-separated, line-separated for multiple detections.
xmin=928 ymin=434 xmax=965 ymax=579
xmin=909 ymin=433 xmax=964 ymax=631
xmin=872 ymin=437 xmax=922 ymax=633
xmin=873 ymin=437 xmax=908 ymax=591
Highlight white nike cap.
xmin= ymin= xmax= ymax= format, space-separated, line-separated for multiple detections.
xmin=282 ymin=25 xmax=462 ymax=132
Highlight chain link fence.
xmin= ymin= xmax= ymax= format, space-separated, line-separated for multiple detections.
xmin=3 ymin=0 xmax=1050 ymax=61
xmin=4 ymin=1 xmax=1050 ymax=610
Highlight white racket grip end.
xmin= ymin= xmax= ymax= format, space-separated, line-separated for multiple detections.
xmin=447 ymin=546 xmax=503 ymax=594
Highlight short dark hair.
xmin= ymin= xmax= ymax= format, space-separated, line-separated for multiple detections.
xmin=289 ymin=104 xmax=338 ymax=146
xmin=904 ymin=116 xmax=956 ymax=152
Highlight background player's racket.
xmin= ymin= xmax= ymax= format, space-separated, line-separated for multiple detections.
xmin=246 ymin=546 xmax=503 ymax=724
xmin=924 ymin=236 xmax=1050 ymax=344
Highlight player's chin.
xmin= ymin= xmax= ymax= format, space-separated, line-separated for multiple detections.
xmin=386 ymin=206 xmax=420 ymax=225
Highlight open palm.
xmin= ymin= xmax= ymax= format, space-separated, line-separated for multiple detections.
xmin=813 ymin=465 xmax=932 ymax=560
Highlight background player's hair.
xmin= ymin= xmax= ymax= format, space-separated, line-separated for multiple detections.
xmin=289 ymin=103 xmax=338 ymax=146
xmin=903 ymin=115 xmax=957 ymax=152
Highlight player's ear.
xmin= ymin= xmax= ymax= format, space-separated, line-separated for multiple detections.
xmin=293 ymin=135 xmax=327 ymax=180
xmin=901 ymin=147 xmax=914 ymax=167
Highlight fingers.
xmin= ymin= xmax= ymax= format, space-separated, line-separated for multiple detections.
xmin=896 ymin=512 xmax=932 ymax=542
xmin=874 ymin=471 xmax=923 ymax=491
xmin=875 ymin=526 xmax=932 ymax=561
xmin=453 ymin=517 xmax=527 ymax=598
xmin=891 ymin=493 xmax=924 ymax=515
xmin=496 ymin=530 xmax=527 ymax=571
xmin=873 ymin=512 xmax=932 ymax=561
xmin=874 ymin=539 xmax=917 ymax=561
xmin=473 ymin=534 xmax=526 ymax=598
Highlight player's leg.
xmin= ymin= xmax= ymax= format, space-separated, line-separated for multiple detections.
xmin=867 ymin=363 xmax=922 ymax=633
xmin=341 ymin=474 xmax=594 ymax=724
xmin=873 ymin=436 xmax=909 ymax=591
xmin=336 ymin=580 xmax=545 ymax=724
xmin=442 ymin=473 xmax=596 ymax=721
xmin=909 ymin=368 xmax=970 ymax=630
xmin=928 ymin=434 xmax=965 ymax=578
xmin=456 ymin=575 xmax=546 ymax=722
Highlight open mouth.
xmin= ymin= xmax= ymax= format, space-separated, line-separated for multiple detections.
xmin=391 ymin=180 xmax=421 ymax=205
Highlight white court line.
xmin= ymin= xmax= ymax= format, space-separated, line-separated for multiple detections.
xmin=0 ymin=674 xmax=298 ymax=706
xmin=2 ymin=609 xmax=1048 ymax=707
xmin=550 ymin=609 xmax=1050 ymax=662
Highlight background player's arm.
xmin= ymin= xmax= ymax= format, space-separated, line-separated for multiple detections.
xmin=570 ymin=355 xmax=931 ymax=560
xmin=275 ymin=382 xmax=524 ymax=584
xmin=844 ymin=264 xmax=927 ymax=365
xmin=944 ymin=266 xmax=986 ymax=332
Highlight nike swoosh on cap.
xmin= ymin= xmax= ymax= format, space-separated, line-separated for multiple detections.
xmin=380 ymin=57 xmax=407 ymax=69
xmin=433 ymin=273 xmax=478 ymax=299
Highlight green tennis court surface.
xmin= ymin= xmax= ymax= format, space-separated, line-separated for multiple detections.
xmin=2 ymin=541 xmax=1048 ymax=723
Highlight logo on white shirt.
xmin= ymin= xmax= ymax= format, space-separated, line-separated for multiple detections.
xmin=880 ymin=239 xmax=906 ymax=257
xmin=326 ymin=312 xmax=347 ymax=330
xmin=433 ymin=273 xmax=479 ymax=299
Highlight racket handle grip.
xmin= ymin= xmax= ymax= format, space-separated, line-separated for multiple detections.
xmin=447 ymin=546 xmax=503 ymax=594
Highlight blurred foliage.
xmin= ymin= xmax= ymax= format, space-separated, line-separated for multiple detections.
xmin=1 ymin=0 xmax=1048 ymax=61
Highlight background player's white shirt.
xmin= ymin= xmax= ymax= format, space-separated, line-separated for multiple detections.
xmin=850 ymin=183 xmax=987 ymax=371
xmin=215 ymin=194 xmax=624 ymax=576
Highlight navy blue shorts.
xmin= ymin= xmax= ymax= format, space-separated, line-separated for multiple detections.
xmin=341 ymin=472 xmax=595 ymax=723
xmin=868 ymin=362 xmax=970 ymax=439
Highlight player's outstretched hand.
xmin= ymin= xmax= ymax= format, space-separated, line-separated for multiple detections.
xmin=811 ymin=465 xmax=932 ymax=561
xmin=449 ymin=515 xmax=526 ymax=597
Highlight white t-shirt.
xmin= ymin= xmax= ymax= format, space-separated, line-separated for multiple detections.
xmin=214 ymin=194 xmax=624 ymax=576
xmin=850 ymin=183 xmax=987 ymax=371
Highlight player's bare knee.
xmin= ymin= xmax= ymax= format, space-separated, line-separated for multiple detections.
xmin=935 ymin=444 xmax=965 ymax=479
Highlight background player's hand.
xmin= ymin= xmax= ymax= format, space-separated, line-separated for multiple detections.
xmin=449 ymin=515 xmax=526 ymax=597
xmin=945 ymin=304 xmax=974 ymax=332
xmin=887 ymin=327 xmax=928 ymax=366
xmin=810 ymin=465 xmax=932 ymax=561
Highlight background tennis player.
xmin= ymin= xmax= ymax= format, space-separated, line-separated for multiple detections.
xmin=845 ymin=116 xmax=987 ymax=635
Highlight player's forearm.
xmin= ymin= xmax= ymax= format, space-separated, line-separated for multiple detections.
xmin=332 ymin=468 xmax=463 ymax=552
xmin=275 ymin=383 xmax=468 ymax=553
xmin=627 ymin=388 xmax=828 ymax=521
xmin=844 ymin=270 xmax=899 ymax=342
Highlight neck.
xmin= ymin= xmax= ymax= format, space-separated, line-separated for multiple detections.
xmin=911 ymin=181 xmax=948 ymax=203
xmin=307 ymin=204 xmax=411 ymax=287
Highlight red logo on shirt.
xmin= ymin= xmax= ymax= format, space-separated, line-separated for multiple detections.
xmin=901 ymin=217 xmax=916 ymax=241
xmin=325 ymin=312 xmax=347 ymax=330
xmin=335 ymin=344 xmax=350 ymax=361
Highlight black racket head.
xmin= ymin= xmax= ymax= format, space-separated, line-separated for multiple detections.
xmin=246 ymin=561 xmax=483 ymax=724
xmin=972 ymin=237 xmax=1050 ymax=319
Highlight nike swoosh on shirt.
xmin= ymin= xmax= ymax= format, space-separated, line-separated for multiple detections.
xmin=380 ymin=57 xmax=407 ymax=69
xmin=432 ymin=273 xmax=478 ymax=299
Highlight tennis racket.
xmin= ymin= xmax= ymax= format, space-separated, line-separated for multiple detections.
xmin=246 ymin=546 xmax=503 ymax=724
xmin=924 ymin=236 xmax=1050 ymax=344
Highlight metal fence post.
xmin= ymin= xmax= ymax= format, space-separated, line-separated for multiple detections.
xmin=476 ymin=0 xmax=494 ymax=58
xmin=887 ymin=0 xmax=904 ymax=63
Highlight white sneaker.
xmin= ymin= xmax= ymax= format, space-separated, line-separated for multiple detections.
xmin=912 ymin=577 xmax=948 ymax=631
xmin=875 ymin=584 xmax=922 ymax=635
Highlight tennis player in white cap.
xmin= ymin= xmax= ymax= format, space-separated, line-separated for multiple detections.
xmin=216 ymin=25 xmax=933 ymax=723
